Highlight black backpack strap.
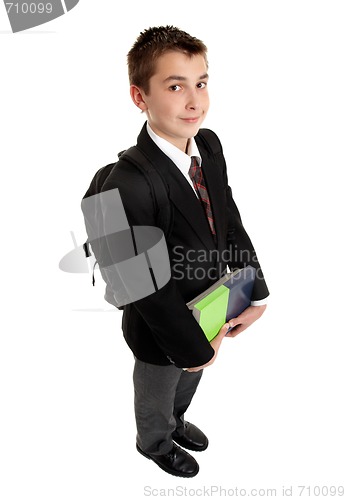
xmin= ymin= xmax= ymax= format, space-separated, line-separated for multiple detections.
xmin=120 ymin=146 xmax=173 ymax=239
xmin=196 ymin=128 xmax=223 ymax=157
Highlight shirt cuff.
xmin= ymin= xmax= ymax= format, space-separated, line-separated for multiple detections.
xmin=250 ymin=297 xmax=268 ymax=307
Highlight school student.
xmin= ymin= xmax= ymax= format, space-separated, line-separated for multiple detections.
xmin=97 ymin=26 xmax=269 ymax=478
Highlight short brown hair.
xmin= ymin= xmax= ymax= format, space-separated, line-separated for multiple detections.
xmin=127 ymin=25 xmax=208 ymax=94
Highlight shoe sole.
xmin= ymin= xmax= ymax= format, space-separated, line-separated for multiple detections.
xmin=136 ymin=444 xmax=199 ymax=478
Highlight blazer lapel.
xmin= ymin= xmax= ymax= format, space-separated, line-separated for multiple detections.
xmin=168 ymin=165 xmax=217 ymax=251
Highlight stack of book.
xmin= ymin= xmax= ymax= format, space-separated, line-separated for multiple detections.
xmin=186 ymin=266 xmax=256 ymax=341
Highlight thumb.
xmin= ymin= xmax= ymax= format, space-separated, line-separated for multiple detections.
xmin=214 ymin=322 xmax=230 ymax=341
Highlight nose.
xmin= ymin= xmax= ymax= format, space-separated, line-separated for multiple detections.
xmin=185 ymin=89 xmax=200 ymax=111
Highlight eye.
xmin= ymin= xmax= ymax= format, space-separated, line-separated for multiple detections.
xmin=169 ymin=84 xmax=182 ymax=91
xmin=197 ymin=81 xmax=207 ymax=89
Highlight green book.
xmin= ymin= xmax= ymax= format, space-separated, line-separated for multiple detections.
xmin=186 ymin=266 xmax=255 ymax=341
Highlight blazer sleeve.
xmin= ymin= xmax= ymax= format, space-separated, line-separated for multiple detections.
xmin=222 ymin=163 xmax=270 ymax=302
xmin=101 ymin=160 xmax=215 ymax=368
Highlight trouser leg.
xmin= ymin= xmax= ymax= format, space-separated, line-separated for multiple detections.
xmin=133 ymin=358 xmax=202 ymax=455
xmin=172 ymin=369 xmax=203 ymax=438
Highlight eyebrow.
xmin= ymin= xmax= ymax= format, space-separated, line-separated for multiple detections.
xmin=163 ymin=73 xmax=209 ymax=83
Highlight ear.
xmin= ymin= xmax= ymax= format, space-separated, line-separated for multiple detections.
xmin=130 ymin=85 xmax=148 ymax=112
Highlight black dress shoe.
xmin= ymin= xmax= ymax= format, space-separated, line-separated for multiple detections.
xmin=136 ymin=443 xmax=199 ymax=478
xmin=172 ymin=422 xmax=209 ymax=452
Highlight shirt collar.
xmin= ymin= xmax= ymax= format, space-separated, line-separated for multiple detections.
xmin=146 ymin=122 xmax=202 ymax=176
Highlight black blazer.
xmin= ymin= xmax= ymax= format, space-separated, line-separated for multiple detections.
xmin=101 ymin=123 xmax=269 ymax=368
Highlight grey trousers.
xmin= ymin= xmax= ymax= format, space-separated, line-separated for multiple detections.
xmin=133 ymin=358 xmax=203 ymax=455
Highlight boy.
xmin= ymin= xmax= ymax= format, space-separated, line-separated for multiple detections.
xmin=96 ymin=26 xmax=269 ymax=478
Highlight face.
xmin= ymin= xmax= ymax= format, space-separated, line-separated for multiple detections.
xmin=131 ymin=51 xmax=210 ymax=152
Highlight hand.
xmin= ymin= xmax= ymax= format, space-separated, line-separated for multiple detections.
xmin=186 ymin=322 xmax=229 ymax=373
xmin=226 ymin=305 xmax=267 ymax=338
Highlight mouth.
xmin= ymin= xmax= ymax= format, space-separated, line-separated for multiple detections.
xmin=180 ymin=117 xmax=200 ymax=124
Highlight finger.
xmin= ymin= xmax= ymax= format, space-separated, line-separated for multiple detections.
xmin=227 ymin=317 xmax=241 ymax=329
xmin=225 ymin=318 xmax=238 ymax=335
xmin=228 ymin=324 xmax=246 ymax=337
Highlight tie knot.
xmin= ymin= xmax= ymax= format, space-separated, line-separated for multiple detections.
xmin=190 ymin=156 xmax=199 ymax=167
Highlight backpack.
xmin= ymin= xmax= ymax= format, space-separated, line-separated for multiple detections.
xmin=81 ymin=129 xmax=222 ymax=309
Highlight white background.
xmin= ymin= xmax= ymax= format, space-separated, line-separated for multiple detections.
xmin=1 ymin=1 xmax=345 ymax=499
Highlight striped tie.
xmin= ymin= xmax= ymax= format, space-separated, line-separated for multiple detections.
xmin=188 ymin=156 xmax=216 ymax=238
